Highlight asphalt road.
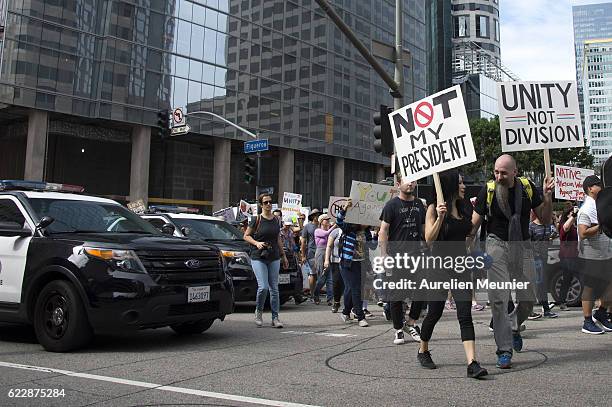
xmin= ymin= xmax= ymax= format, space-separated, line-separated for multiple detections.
xmin=0 ymin=301 xmax=609 ymax=407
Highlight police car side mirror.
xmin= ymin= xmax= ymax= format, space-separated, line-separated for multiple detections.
xmin=161 ymin=223 xmax=175 ymax=236
xmin=0 ymin=221 xmax=32 ymax=238
xmin=35 ymin=216 xmax=54 ymax=230
xmin=180 ymin=226 xmax=191 ymax=236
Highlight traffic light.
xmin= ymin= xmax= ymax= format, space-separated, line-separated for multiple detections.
xmin=373 ymin=104 xmax=394 ymax=156
xmin=244 ymin=155 xmax=256 ymax=185
xmin=157 ymin=109 xmax=170 ymax=139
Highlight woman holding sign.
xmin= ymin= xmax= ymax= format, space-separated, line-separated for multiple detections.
xmin=418 ymin=169 xmax=488 ymax=379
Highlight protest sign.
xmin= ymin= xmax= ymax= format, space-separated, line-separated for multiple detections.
xmin=127 ymin=199 xmax=146 ymax=215
xmin=389 ymin=85 xmax=476 ymax=182
xmin=554 ymin=165 xmax=594 ymax=201
xmin=281 ymin=192 xmax=302 ymax=220
xmin=327 ymin=196 xmax=349 ymax=219
xmin=497 ymin=81 xmax=583 ymax=153
xmin=213 ymin=207 xmax=236 ymax=222
xmin=345 ymin=181 xmax=399 ymax=226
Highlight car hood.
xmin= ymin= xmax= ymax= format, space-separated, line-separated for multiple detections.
xmin=50 ymin=232 xmax=219 ymax=252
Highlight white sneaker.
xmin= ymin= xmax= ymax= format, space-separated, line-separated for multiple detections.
xmin=358 ymin=319 xmax=369 ymax=327
xmin=255 ymin=309 xmax=263 ymax=327
xmin=340 ymin=313 xmax=352 ymax=323
xmin=271 ymin=318 xmax=284 ymax=328
xmin=403 ymin=324 xmax=421 ymax=341
xmin=393 ymin=329 xmax=405 ymax=344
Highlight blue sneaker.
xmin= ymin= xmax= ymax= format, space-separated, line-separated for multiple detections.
xmin=512 ymin=333 xmax=523 ymax=352
xmin=593 ymin=310 xmax=612 ymax=332
xmin=582 ymin=319 xmax=605 ymax=335
xmin=496 ymin=352 xmax=512 ymax=369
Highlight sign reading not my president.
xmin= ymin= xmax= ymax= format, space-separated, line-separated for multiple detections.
xmin=389 ymin=85 xmax=476 ymax=182
xmin=497 ymin=80 xmax=584 ymax=152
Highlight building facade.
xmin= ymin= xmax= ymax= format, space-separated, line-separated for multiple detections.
xmin=0 ymin=0 xmax=428 ymax=212
xmin=583 ymin=39 xmax=612 ymax=167
xmin=573 ymin=2 xmax=612 ymax=125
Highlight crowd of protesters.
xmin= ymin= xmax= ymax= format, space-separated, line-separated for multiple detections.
xmin=235 ymin=153 xmax=611 ymax=379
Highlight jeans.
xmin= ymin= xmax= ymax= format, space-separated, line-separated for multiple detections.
xmin=252 ymin=259 xmax=281 ymax=319
xmin=340 ymin=261 xmax=365 ymax=321
xmin=301 ymin=258 xmax=313 ymax=289
xmin=314 ymin=266 xmax=334 ymax=302
xmin=559 ymin=257 xmax=576 ymax=303
xmin=486 ymin=235 xmax=536 ymax=355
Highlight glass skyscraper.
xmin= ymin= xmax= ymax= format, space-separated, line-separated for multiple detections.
xmin=0 ymin=0 xmax=427 ymax=211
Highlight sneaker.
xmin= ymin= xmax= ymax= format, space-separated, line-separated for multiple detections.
xmin=527 ymin=312 xmax=542 ymax=320
xmin=471 ymin=303 xmax=485 ymax=311
xmin=467 ymin=361 xmax=488 ymax=379
xmin=340 ymin=313 xmax=352 ymax=323
xmin=358 ymin=319 xmax=369 ymax=327
xmin=488 ymin=326 xmax=494 ymax=332
xmin=543 ymin=311 xmax=558 ymax=319
xmin=445 ymin=299 xmax=456 ymax=310
xmin=363 ymin=309 xmax=376 ymax=318
xmin=496 ymin=352 xmax=512 ymax=369
xmin=548 ymin=303 xmax=556 ymax=311
xmin=377 ymin=300 xmax=384 ymax=307
xmin=254 ymin=309 xmax=263 ymax=327
xmin=558 ymin=303 xmax=568 ymax=311
xmin=331 ymin=302 xmax=340 ymax=313
xmin=592 ymin=310 xmax=612 ymax=332
xmin=327 ymin=300 xmax=333 ymax=306
xmin=582 ymin=318 xmax=605 ymax=334
xmin=404 ymin=324 xmax=422 ymax=342
xmin=313 ymin=297 xmax=321 ymax=305
xmin=271 ymin=318 xmax=284 ymax=328
xmin=294 ymin=295 xmax=308 ymax=305
xmin=393 ymin=329 xmax=405 ymax=345
xmin=417 ymin=350 xmax=437 ymax=369
xmin=512 ymin=333 xmax=523 ymax=352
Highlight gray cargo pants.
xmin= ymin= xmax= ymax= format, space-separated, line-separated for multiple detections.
xmin=486 ymin=235 xmax=537 ymax=355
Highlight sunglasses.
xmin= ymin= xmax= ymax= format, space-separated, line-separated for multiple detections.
xmin=262 ymin=200 xmax=273 ymax=205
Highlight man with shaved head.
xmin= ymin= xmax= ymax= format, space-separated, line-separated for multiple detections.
xmin=470 ymin=154 xmax=554 ymax=369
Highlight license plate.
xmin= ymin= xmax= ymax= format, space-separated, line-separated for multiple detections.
xmin=279 ymin=274 xmax=291 ymax=285
xmin=187 ymin=286 xmax=210 ymax=303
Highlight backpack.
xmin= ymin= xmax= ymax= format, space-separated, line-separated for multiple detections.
xmin=485 ymin=177 xmax=533 ymax=216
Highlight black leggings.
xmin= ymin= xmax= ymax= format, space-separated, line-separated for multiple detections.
xmin=420 ymin=289 xmax=475 ymax=342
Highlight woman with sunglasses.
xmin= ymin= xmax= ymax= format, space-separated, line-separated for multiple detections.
xmin=244 ymin=193 xmax=289 ymax=328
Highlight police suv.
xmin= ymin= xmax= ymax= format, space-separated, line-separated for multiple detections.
xmin=141 ymin=207 xmax=300 ymax=304
xmin=0 ymin=181 xmax=233 ymax=352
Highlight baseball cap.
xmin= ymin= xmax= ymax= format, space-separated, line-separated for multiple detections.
xmin=583 ymin=175 xmax=602 ymax=193
xmin=308 ymin=208 xmax=321 ymax=220
xmin=318 ymin=214 xmax=331 ymax=223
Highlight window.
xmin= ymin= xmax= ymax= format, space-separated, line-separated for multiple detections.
xmin=0 ymin=199 xmax=26 ymax=228
xmin=494 ymin=19 xmax=500 ymax=42
xmin=476 ymin=15 xmax=489 ymax=38
xmin=454 ymin=15 xmax=469 ymax=38
xmin=144 ymin=218 xmax=167 ymax=231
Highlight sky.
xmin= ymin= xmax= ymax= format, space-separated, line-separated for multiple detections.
xmin=500 ymin=0 xmax=611 ymax=81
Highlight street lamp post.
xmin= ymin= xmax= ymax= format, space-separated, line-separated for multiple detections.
xmin=182 ymin=110 xmax=262 ymax=201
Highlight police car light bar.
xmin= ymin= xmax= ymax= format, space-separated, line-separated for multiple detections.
xmin=148 ymin=205 xmax=200 ymax=214
xmin=0 ymin=180 xmax=85 ymax=193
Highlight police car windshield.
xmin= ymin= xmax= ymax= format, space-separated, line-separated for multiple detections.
xmin=28 ymin=198 xmax=160 ymax=235
xmin=172 ymin=218 xmax=241 ymax=241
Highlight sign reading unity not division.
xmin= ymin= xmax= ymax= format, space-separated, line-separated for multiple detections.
xmin=497 ymin=81 xmax=584 ymax=152
xmin=345 ymin=181 xmax=399 ymax=226
xmin=554 ymin=164 xmax=594 ymax=201
xmin=389 ymin=85 xmax=476 ymax=181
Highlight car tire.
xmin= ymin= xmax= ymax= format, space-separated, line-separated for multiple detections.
xmin=33 ymin=280 xmax=93 ymax=352
xmin=549 ymin=269 xmax=583 ymax=307
xmin=170 ymin=319 xmax=215 ymax=335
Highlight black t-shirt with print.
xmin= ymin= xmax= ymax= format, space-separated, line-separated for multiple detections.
xmin=474 ymin=180 xmax=542 ymax=241
xmin=248 ymin=215 xmax=281 ymax=261
xmin=380 ymin=197 xmax=426 ymax=253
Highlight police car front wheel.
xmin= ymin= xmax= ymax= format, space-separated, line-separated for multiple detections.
xmin=33 ymin=280 xmax=93 ymax=352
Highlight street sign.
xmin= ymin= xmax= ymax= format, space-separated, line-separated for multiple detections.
xmin=171 ymin=124 xmax=191 ymax=136
xmin=172 ymin=107 xmax=185 ymax=127
xmin=244 ymin=139 xmax=268 ymax=153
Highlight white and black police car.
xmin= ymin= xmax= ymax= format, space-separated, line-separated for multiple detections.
xmin=0 ymin=181 xmax=233 ymax=352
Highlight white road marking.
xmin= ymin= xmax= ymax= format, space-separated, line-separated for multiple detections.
xmin=281 ymin=331 xmax=357 ymax=338
xmin=0 ymin=361 xmax=320 ymax=407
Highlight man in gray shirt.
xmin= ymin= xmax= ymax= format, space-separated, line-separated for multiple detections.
xmin=577 ymin=175 xmax=612 ymax=334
